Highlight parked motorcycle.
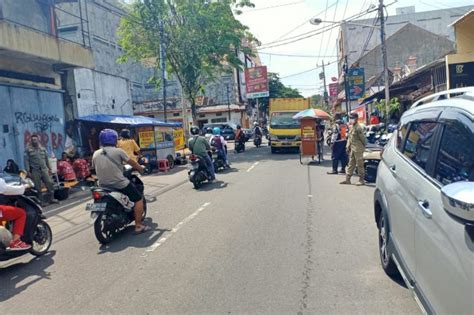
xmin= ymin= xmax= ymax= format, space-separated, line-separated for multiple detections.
xmin=86 ymin=165 xmax=147 ymax=244
xmin=0 ymin=175 xmax=52 ymax=261
xmin=254 ymin=134 xmax=262 ymax=148
xmin=363 ymin=144 xmax=384 ymax=183
xmin=188 ymin=154 xmax=213 ymax=189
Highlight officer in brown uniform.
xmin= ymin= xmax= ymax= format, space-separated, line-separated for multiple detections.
xmin=24 ymin=134 xmax=58 ymax=202
xmin=340 ymin=112 xmax=367 ymax=186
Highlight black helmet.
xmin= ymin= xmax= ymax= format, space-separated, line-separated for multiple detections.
xmin=120 ymin=129 xmax=131 ymax=139
xmin=190 ymin=126 xmax=200 ymax=135
xmin=236 ymin=125 xmax=241 ymax=129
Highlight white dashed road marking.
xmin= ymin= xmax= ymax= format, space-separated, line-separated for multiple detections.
xmin=246 ymin=162 xmax=259 ymax=173
xmin=142 ymin=202 xmax=211 ymax=256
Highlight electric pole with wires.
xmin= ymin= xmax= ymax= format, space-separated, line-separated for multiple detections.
xmin=379 ymin=0 xmax=390 ymax=124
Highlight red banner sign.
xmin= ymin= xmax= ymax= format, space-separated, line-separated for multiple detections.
xmin=245 ymin=66 xmax=269 ymax=99
xmin=329 ymin=83 xmax=338 ymax=98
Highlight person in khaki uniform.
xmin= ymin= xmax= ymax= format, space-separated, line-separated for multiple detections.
xmin=340 ymin=112 xmax=367 ymax=186
xmin=24 ymin=134 xmax=58 ymax=202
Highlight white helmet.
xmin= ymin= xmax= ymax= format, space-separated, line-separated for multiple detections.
xmin=253 ymin=122 xmax=258 ymax=126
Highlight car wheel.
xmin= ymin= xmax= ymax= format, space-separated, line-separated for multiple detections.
xmin=378 ymin=211 xmax=399 ymax=276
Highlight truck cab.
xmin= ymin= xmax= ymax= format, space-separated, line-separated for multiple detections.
xmin=269 ymin=98 xmax=310 ymax=153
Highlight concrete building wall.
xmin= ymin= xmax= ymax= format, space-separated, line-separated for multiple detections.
xmin=338 ymin=5 xmax=474 ymax=73
xmin=358 ymin=24 xmax=455 ymax=80
xmin=73 ymin=68 xmax=132 ymax=117
xmin=454 ymin=14 xmax=474 ymax=54
xmin=0 ymin=0 xmax=51 ymax=34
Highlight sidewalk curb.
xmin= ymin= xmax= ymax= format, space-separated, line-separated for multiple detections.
xmin=44 ymin=172 xmax=188 ymax=217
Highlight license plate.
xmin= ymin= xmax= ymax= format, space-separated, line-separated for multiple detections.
xmin=85 ymin=203 xmax=106 ymax=212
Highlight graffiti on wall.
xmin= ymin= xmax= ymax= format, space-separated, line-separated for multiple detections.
xmin=14 ymin=112 xmax=64 ymax=150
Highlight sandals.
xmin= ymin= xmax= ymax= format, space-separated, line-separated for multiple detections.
xmin=133 ymin=225 xmax=152 ymax=235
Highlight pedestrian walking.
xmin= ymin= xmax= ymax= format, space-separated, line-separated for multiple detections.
xmin=315 ymin=119 xmax=325 ymax=160
xmin=340 ymin=112 xmax=366 ymax=186
xmin=327 ymin=113 xmax=348 ymax=175
xmin=24 ymin=134 xmax=58 ymax=202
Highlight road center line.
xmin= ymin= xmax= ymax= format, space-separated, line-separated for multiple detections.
xmin=142 ymin=202 xmax=211 ymax=256
xmin=246 ymin=162 xmax=260 ymax=173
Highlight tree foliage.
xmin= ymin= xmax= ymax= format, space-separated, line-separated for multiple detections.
xmin=117 ymin=0 xmax=257 ymax=119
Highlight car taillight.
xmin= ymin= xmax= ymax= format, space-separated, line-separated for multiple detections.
xmin=189 ymin=154 xmax=197 ymax=161
xmin=92 ymin=191 xmax=103 ymax=200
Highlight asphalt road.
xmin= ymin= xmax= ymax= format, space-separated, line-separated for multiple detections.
xmin=0 ymin=143 xmax=420 ymax=314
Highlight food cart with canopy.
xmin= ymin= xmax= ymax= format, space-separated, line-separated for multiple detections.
xmin=76 ymin=114 xmax=183 ymax=168
xmin=292 ymin=109 xmax=330 ymax=164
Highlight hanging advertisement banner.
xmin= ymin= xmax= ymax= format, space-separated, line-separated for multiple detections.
xmin=348 ymin=68 xmax=365 ymax=101
xmin=245 ymin=66 xmax=269 ymax=99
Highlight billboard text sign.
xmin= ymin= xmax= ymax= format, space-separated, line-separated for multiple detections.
xmin=245 ymin=66 xmax=269 ymax=99
xmin=348 ymin=68 xmax=365 ymax=101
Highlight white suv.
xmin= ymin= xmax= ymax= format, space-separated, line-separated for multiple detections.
xmin=374 ymin=88 xmax=474 ymax=314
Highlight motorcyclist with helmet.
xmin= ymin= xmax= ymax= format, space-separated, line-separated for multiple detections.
xmin=117 ymin=129 xmax=141 ymax=162
xmin=253 ymin=122 xmax=262 ymax=138
xmin=92 ymin=129 xmax=150 ymax=234
xmin=210 ymin=127 xmax=230 ymax=168
xmin=188 ymin=126 xmax=216 ymax=181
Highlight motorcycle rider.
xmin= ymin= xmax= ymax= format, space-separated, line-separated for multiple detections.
xmin=327 ymin=113 xmax=349 ymax=174
xmin=117 ymin=129 xmax=141 ymax=162
xmin=0 ymin=178 xmax=31 ymax=250
xmin=210 ymin=127 xmax=229 ymax=168
xmin=92 ymin=129 xmax=150 ymax=234
xmin=188 ymin=126 xmax=216 ymax=181
xmin=253 ymin=122 xmax=262 ymax=137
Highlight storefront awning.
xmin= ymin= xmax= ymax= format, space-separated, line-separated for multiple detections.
xmin=76 ymin=114 xmax=182 ymax=127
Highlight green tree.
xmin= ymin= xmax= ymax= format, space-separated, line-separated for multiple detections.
xmin=258 ymin=72 xmax=302 ymax=114
xmin=309 ymin=94 xmax=323 ymax=108
xmin=117 ymin=0 xmax=256 ymax=120
xmin=374 ymin=97 xmax=400 ymax=121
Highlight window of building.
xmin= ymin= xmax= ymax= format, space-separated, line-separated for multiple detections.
xmin=211 ymin=118 xmax=227 ymax=123
xmin=402 ymin=121 xmax=439 ymax=171
xmin=199 ymin=114 xmax=206 ymax=118
xmin=216 ymin=113 xmax=222 ymax=116
xmin=173 ymin=113 xmax=180 ymax=117
xmin=434 ymin=121 xmax=474 ymax=185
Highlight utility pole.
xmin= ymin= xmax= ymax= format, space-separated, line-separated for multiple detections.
xmin=379 ymin=0 xmax=390 ymax=124
xmin=343 ymin=55 xmax=350 ymax=116
xmin=226 ymin=84 xmax=231 ymax=121
xmin=159 ymin=20 xmax=167 ymax=122
xmin=321 ymin=60 xmax=329 ymax=109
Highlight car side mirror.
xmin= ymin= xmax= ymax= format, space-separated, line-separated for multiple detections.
xmin=441 ymin=182 xmax=474 ymax=223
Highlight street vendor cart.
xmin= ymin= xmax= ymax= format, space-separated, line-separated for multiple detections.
xmin=292 ymin=109 xmax=331 ymax=165
xmin=76 ymin=114 xmax=182 ymax=171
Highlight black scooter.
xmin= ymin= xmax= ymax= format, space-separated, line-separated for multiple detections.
xmin=235 ymin=138 xmax=245 ymax=153
xmin=188 ymin=154 xmax=213 ymax=189
xmin=0 ymin=175 xmax=53 ymax=261
xmin=86 ymin=165 xmax=147 ymax=244
xmin=254 ymin=134 xmax=262 ymax=148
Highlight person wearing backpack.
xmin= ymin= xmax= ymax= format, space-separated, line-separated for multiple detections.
xmin=210 ymin=127 xmax=229 ymax=168
xmin=327 ymin=113 xmax=349 ymax=175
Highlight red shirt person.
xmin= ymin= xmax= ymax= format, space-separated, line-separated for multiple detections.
xmin=0 ymin=178 xmax=31 ymax=250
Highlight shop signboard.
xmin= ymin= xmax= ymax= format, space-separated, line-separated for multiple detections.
xmin=245 ymin=66 xmax=269 ymax=99
xmin=139 ymin=127 xmax=155 ymax=149
xmin=348 ymin=68 xmax=365 ymax=101
xmin=174 ymin=128 xmax=185 ymax=151
xmin=448 ymin=61 xmax=474 ymax=89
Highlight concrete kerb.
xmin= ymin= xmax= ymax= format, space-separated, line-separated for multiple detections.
xmin=43 ymin=169 xmax=189 ymax=217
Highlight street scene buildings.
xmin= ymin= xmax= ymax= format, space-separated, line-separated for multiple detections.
xmin=1 ymin=1 xmax=473 ymax=314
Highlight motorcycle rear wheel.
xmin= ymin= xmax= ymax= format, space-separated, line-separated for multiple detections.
xmin=94 ymin=214 xmax=115 ymax=245
xmin=30 ymin=221 xmax=53 ymax=256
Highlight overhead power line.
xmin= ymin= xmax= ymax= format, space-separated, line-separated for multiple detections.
xmin=240 ymin=1 xmax=305 ymax=13
xmin=258 ymin=6 xmax=379 ymax=49
xmin=280 ymin=60 xmax=338 ymax=79
xmin=258 ymin=52 xmax=337 ymax=58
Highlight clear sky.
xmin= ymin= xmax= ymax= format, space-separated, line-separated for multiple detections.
xmin=236 ymin=0 xmax=473 ymax=97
